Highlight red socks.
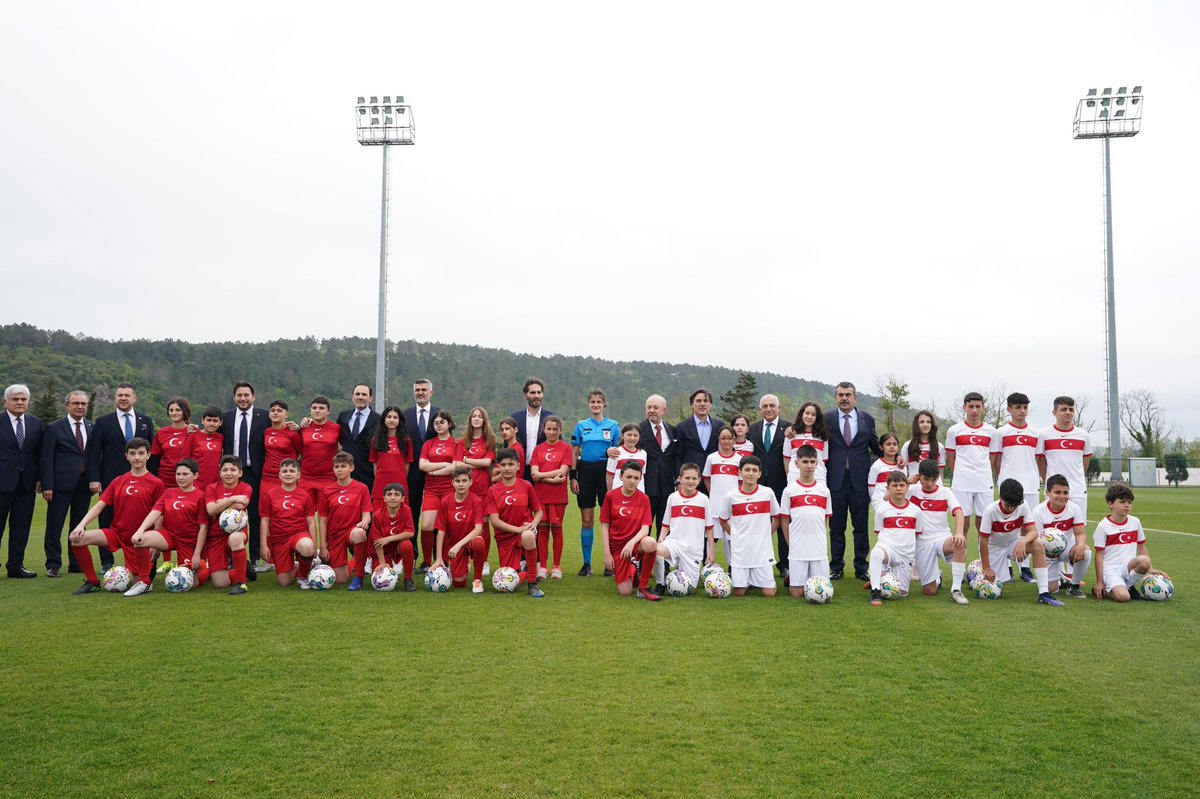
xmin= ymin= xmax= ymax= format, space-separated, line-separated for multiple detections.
xmin=73 ymin=545 xmax=98 ymax=584
xmin=352 ymin=540 xmax=369 ymax=578
xmin=230 ymin=549 xmax=247 ymax=585
xmin=551 ymin=524 xmax=563 ymax=570
xmin=523 ymin=542 xmax=538 ymax=584
xmin=536 ymin=524 xmax=550 ymax=570
xmin=638 ymin=549 xmax=657 ymax=590
xmin=138 ymin=548 xmax=152 ymax=584
xmin=398 ymin=540 xmax=415 ymax=579
xmin=420 ymin=530 xmax=435 ymax=566
xmin=469 ymin=537 xmax=486 ymax=581
xmin=296 ymin=554 xmax=313 ymax=580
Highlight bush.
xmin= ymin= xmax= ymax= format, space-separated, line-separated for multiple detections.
xmin=1164 ymin=452 xmax=1189 ymax=487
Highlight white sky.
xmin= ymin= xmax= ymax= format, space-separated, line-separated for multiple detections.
xmin=4 ymin=1 xmax=1198 ymax=439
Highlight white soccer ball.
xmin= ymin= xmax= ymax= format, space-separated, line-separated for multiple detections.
xmin=976 ymin=580 xmax=1003 ymax=600
xmin=879 ymin=571 xmax=903 ymax=600
xmin=1040 ymin=529 xmax=1067 ymax=559
xmin=307 ymin=564 xmax=336 ymax=590
xmin=665 ymin=569 xmax=694 ymax=597
xmin=700 ymin=563 xmax=724 ymax=584
xmin=805 ymin=576 xmax=834 ymax=604
xmin=425 ymin=566 xmax=452 ymax=593
xmin=218 ymin=508 xmax=248 ymax=534
xmin=102 ymin=566 xmax=131 ymax=593
xmin=966 ymin=559 xmax=985 ymax=590
xmin=491 ymin=566 xmax=521 ymax=593
xmin=1139 ymin=574 xmax=1173 ymax=601
xmin=371 ymin=567 xmax=398 ymax=591
xmin=165 ymin=566 xmax=196 ymax=593
xmin=703 ymin=570 xmax=732 ymax=598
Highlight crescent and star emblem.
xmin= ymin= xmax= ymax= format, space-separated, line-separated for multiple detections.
xmin=172 ymin=499 xmax=185 ymax=510
xmin=336 ymin=495 xmax=349 ymax=505
xmin=618 ymin=505 xmax=632 ymax=517
xmin=282 ymin=499 xmax=296 ymax=510
xmin=207 ymin=441 xmax=218 ymax=451
xmin=803 ymin=496 xmax=819 ymax=505
xmin=503 ymin=494 xmax=516 ymax=506
xmin=125 ymin=486 xmax=137 ymax=495
xmin=454 ymin=511 xmax=466 ymax=521
xmin=312 ymin=430 xmax=324 ymax=441
xmin=436 ymin=445 xmax=447 ymax=456
xmin=168 ymin=436 xmax=181 ymax=448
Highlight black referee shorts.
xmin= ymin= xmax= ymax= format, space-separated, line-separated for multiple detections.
xmin=575 ymin=461 xmax=608 ymax=508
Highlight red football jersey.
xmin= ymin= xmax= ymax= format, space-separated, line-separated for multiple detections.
xmin=461 ymin=436 xmax=496 ymax=496
xmin=151 ymin=427 xmax=192 ymax=486
xmin=435 ymin=492 xmax=485 ymax=547
xmin=264 ymin=486 xmax=314 ymax=541
xmin=485 ymin=479 xmax=542 ymax=532
xmin=369 ymin=434 xmax=413 ymax=500
xmin=600 ymin=488 xmax=653 ymax=544
xmin=99 ymin=472 xmax=165 ymax=540
xmin=263 ymin=427 xmax=303 ymax=481
xmin=204 ymin=480 xmax=254 ymax=527
xmin=317 ymin=480 xmax=373 ymax=534
xmin=530 ymin=440 xmax=573 ymax=504
xmin=300 ymin=422 xmax=341 ymax=483
xmin=420 ymin=436 xmax=463 ymax=496
xmin=370 ymin=506 xmax=414 ymax=545
xmin=153 ymin=487 xmax=208 ymax=548
xmin=182 ymin=431 xmax=224 ymax=486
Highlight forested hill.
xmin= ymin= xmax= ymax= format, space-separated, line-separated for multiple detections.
xmin=0 ymin=323 xmax=871 ymax=426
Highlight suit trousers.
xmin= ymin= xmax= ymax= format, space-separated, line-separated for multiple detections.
xmin=45 ymin=482 xmax=109 ymax=571
xmin=829 ymin=477 xmax=870 ymax=575
xmin=647 ymin=494 xmax=668 ymax=536
xmin=0 ymin=486 xmax=36 ymax=573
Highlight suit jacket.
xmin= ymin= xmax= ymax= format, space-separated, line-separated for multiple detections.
xmin=336 ymin=407 xmax=379 ymax=483
xmin=40 ymin=416 xmax=93 ymax=493
xmin=510 ymin=408 xmax=557 ymax=458
xmin=88 ymin=409 xmax=155 ymax=486
xmin=824 ymin=408 xmax=880 ymax=492
xmin=637 ymin=418 xmax=678 ymax=497
xmin=403 ymin=405 xmax=440 ymax=467
xmin=0 ymin=413 xmax=43 ymax=492
xmin=673 ymin=415 xmax=725 ymax=479
xmin=220 ymin=407 xmax=270 ymax=473
xmin=748 ymin=418 xmax=791 ymax=495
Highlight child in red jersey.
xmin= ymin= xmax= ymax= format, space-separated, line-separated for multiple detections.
xmin=261 ymin=400 xmax=303 ymax=514
xmin=127 ymin=459 xmax=211 ymax=595
xmin=299 ymin=395 xmax=341 ymax=505
xmin=368 ymin=405 xmax=412 ymax=511
xmin=531 ymin=416 xmax=572 ymax=579
xmin=600 ymin=461 xmax=660 ymax=601
xmin=204 ymin=455 xmax=254 ymax=593
xmin=319 ymin=452 xmax=373 ymax=588
xmin=150 ymin=397 xmax=193 ymax=487
xmin=492 ymin=417 xmax=525 ymax=484
xmin=485 ymin=448 xmax=544 ymax=598
xmin=370 ymin=483 xmax=416 ymax=592
xmin=432 ymin=466 xmax=487 ymax=593
xmin=260 ymin=459 xmax=317 ymax=588
xmin=182 ymin=406 xmax=225 ymax=487
xmin=68 ymin=438 xmax=164 ymax=594
xmin=418 ymin=410 xmax=462 ymax=570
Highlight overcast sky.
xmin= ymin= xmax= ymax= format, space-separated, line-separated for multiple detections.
xmin=4 ymin=1 xmax=1197 ymax=439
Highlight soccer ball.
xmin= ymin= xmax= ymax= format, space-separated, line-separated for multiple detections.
xmin=1139 ymin=574 xmax=1173 ymax=601
xmin=165 ymin=566 xmax=196 ymax=593
xmin=879 ymin=571 xmax=902 ymax=600
xmin=218 ymin=508 xmax=248 ymax=534
xmin=966 ymin=559 xmax=985 ymax=589
xmin=976 ymin=580 xmax=1003 ymax=600
xmin=307 ymin=564 xmax=336 ymax=590
xmin=1040 ymin=529 xmax=1067 ymax=559
xmin=371 ymin=567 xmax=398 ymax=591
xmin=805 ymin=576 xmax=834 ymax=604
xmin=703 ymin=570 xmax=732 ymax=599
xmin=425 ymin=566 xmax=452 ymax=593
xmin=665 ymin=569 xmax=694 ymax=597
xmin=102 ymin=566 xmax=131 ymax=593
xmin=491 ymin=566 xmax=521 ymax=593
xmin=700 ymin=563 xmax=724 ymax=584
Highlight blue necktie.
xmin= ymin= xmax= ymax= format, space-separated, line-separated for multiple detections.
xmin=351 ymin=411 xmax=361 ymax=437
xmin=14 ymin=415 xmax=24 ymax=448
xmin=123 ymin=413 xmax=133 ymax=442
xmin=418 ymin=408 xmax=427 ymax=440
xmin=764 ymin=421 xmax=773 ymax=451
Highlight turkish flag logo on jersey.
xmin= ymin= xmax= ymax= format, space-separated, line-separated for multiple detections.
xmin=916 ymin=498 xmax=948 ymax=512
xmin=1003 ymin=435 xmax=1037 ymax=448
xmin=882 ymin=516 xmax=917 ymax=530
xmin=712 ymin=463 xmax=740 ymax=476
xmin=956 ymin=435 xmax=989 ymax=447
xmin=731 ymin=502 xmax=768 ymax=517
xmin=790 ymin=494 xmax=828 ymax=510
xmin=672 ymin=504 xmax=704 ymax=519
xmin=1044 ymin=438 xmax=1083 ymax=451
xmin=991 ymin=518 xmax=1023 ymax=533
xmin=1107 ymin=530 xmax=1139 ymax=545
xmin=1048 ymin=518 xmax=1074 ymax=531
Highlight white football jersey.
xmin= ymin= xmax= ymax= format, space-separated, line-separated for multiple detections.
xmin=662 ymin=490 xmax=711 ymax=551
xmin=784 ymin=434 xmax=828 ymax=484
xmin=872 ymin=500 xmax=921 ymax=563
xmin=780 ymin=480 xmax=830 ymax=561
xmin=703 ymin=450 xmax=743 ymax=522
xmin=868 ymin=458 xmax=905 ymax=503
xmin=901 ymin=439 xmax=945 ymax=483
xmin=606 ymin=446 xmax=647 ymax=492
xmin=945 ymin=421 xmax=996 ymax=492
xmin=1037 ymin=425 xmax=1093 ymax=496
xmin=715 ymin=485 xmax=779 ymax=568
xmin=907 ymin=483 xmax=962 ymax=538
xmin=1030 ymin=500 xmax=1085 ymax=541
xmin=1092 ymin=514 xmax=1145 ymax=573
xmin=979 ymin=499 xmax=1031 ymax=547
xmin=991 ymin=423 xmax=1041 ymax=496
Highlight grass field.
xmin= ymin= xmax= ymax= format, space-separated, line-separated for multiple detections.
xmin=1 ymin=487 xmax=1197 ymax=798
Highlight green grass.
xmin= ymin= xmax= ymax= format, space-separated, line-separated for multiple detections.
xmin=2 ymin=487 xmax=1198 ymax=798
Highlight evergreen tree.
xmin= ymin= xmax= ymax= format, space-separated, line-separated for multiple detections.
xmin=719 ymin=372 xmax=759 ymax=421
xmin=30 ymin=378 xmax=60 ymax=423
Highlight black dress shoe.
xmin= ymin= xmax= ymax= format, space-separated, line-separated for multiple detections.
xmin=68 ymin=566 xmax=84 ymax=574
xmin=46 ymin=568 xmax=61 ymax=578
xmin=855 ymin=571 xmax=870 ymax=582
xmin=7 ymin=568 xmax=36 ymax=579
xmin=830 ymin=570 xmax=843 ymax=580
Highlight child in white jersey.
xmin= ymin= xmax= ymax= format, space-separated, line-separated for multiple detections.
xmin=1092 ymin=484 xmax=1169 ymax=602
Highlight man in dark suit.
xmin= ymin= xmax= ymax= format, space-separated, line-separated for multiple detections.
xmin=2 ymin=384 xmax=43 ymax=578
xmin=748 ymin=393 xmax=790 ymax=577
xmin=403 ymin=378 xmax=439 ymax=560
xmin=220 ymin=381 xmax=269 ymax=578
xmin=637 ymin=393 xmax=679 ymax=534
xmin=672 ymin=388 xmax=725 ymax=487
xmin=40 ymin=390 xmax=106 ymax=577
xmin=510 ymin=377 xmax=556 ymax=481
xmin=87 ymin=382 xmax=154 ymax=533
xmin=824 ymin=381 xmax=881 ymax=581
xmin=335 ymin=383 xmax=379 ymax=492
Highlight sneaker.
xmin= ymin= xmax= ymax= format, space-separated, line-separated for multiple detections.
xmin=481 ymin=562 xmax=490 ymax=577
xmin=298 ymin=578 xmax=312 ymax=590
xmin=577 ymin=563 xmax=592 ymax=577
xmin=870 ymin=589 xmax=883 ymax=606
xmin=254 ymin=559 xmax=273 ymax=573
xmin=123 ymin=581 xmax=151 ymax=597
xmin=1019 ymin=567 xmax=1036 ymax=583
xmin=637 ymin=588 xmax=662 ymax=601
xmin=550 ymin=567 xmax=563 ymax=580
xmin=416 ymin=564 xmax=429 ymax=575
xmin=348 ymin=576 xmax=363 ymax=592
xmin=72 ymin=581 xmax=101 ymax=595
xmin=159 ymin=561 xmax=175 ymax=573
xmin=1064 ymin=583 xmax=1085 ymax=599
xmin=1038 ymin=592 xmax=1065 ymax=606
xmin=537 ymin=566 xmax=549 ymax=580
xmin=364 ymin=558 xmax=373 ymax=573
xmin=228 ymin=584 xmax=248 ymax=596
xmin=950 ymin=589 xmax=969 ymax=605
xmin=403 ymin=578 xmax=416 ymax=592
xmin=472 ymin=579 xmax=485 ymax=594
xmin=655 ymin=582 xmax=667 ymax=596
xmin=527 ymin=582 xmax=545 ymax=598
xmin=602 ymin=568 xmax=614 ymax=577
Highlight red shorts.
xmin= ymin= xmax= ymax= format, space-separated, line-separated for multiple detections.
xmin=422 ymin=483 xmax=452 ymax=509
xmin=495 ymin=533 xmax=527 ymax=572
xmin=376 ymin=538 xmax=414 ymax=570
xmin=205 ymin=531 xmax=233 ymax=571
xmin=323 ymin=530 xmax=351 ymax=568
xmin=609 ymin=538 xmax=637 ymax=586
xmin=269 ymin=533 xmax=313 ymax=575
xmin=303 ymin=479 xmax=335 ymax=507
xmin=259 ymin=478 xmax=281 ymax=515
xmin=100 ymin=529 xmax=142 ymax=578
xmin=158 ymin=530 xmax=199 ymax=567
xmin=448 ymin=536 xmax=485 ymax=583
xmin=541 ymin=504 xmax=565 ymax=526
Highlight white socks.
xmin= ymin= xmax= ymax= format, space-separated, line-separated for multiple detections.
xmin=1034 ymin=566 xmax=1049 ymax=594
xmin=951 ymin=561 xmax=965 ymax=591
xmin=653 ymin=555 xmax=666 ymax=586
xmin=1071 ymin=549 xmax=1092 ymax=583
xmin=869 ymin=546 xmax=885 ymax=590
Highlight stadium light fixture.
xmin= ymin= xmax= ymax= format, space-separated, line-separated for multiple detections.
xmin=1073 ymin=85 xmax=1143 ymax=483
xmin=356 ymin=94 xmax=416 ymax=412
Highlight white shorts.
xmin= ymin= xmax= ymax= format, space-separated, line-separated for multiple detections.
xmin=875 ymin=542 xmax=913 ymax=594
xmin=787 ymin=559 xmax=829 ymax=587
xmin=954 ymin=490 xmax=992 ymax=517
xmin=1102 ymin=560 xmax=1140 ymax=593
xmin=731 ymin=565 xmax=775 ymax=589
xmin=986 ymin=538 xmax=1019 ymax=584
xmin=915 ymin=534 xmax=953 ymax=587
xmin=662 ymin=538 xmax=703 ymax=584
xmin=1024 ymin=493 xmax=1040 ymax=513
xmin=1071 ymin=494 xmax=1087 ymax=520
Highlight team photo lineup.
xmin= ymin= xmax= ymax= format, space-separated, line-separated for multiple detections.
xmin=1 ymin=375 xmax=1173 ymax=605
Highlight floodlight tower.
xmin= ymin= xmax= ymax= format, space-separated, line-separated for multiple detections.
xmin=356 ymin=95 xmax=416 ymax=412
xmin=1073 ymin=86 xmax=1142 ymax=483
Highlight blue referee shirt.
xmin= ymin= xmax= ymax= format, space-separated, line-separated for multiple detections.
xmin=572 ymin=417 xmax=620 ymax=463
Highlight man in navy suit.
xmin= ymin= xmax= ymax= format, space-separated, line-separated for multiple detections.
xmin=672 ymin=388 xmax=725 ymax=487
xmin=40 ymin=390 xmax=106 ymax=577
xmin=403 ymin=379 xmax=439 ymax=559
xmin=510 ymin=377 xmax=556 ymax=481
xmin=87 ymin=382 xmax=154 ymax=533
xmin=221 ymin=381 xmax=269 ymax=576
xmin=748 ymin=393 xmax=790 ymax=577
xmin=1 ymin=384 xmax=44 ymax=578
xmin=335 ymin=383 xmax=379 ymax=492
xmin=824 ymin=381 xmax=881 ymax=581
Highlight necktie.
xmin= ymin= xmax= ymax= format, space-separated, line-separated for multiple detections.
xmin=418 ymin=408 xmax=427 ymax=440
xmin=351 ymin=411 xmax=361 ymax=437
xmin=14 ymin=415 xmax=24 ymax=448
xmin=239 ymin=412 xmax=250 ymax=468
xmin=764 ymin=421 xmax=773 ymax=451
xmin=655 ymin=424 xmax=663 ymax=448
xmin=843 ymin=414 xmax=852 ymax=446
xmin=75 ymin=421 xmax=85 ymax=452
xmin=123 ymin=413 xmax=133 ymax=442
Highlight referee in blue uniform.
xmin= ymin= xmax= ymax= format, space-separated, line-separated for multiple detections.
xmin=570 ymin=390 xmax=621 ymax=576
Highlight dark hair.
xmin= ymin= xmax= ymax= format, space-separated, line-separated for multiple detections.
xmin=202 ymin=405 xmax=222 ymax=419
xmin=523 ymin=377 xmax=545 ymax=394
xmin=541 ymin=415 xmax=562 ymax=434
xmin=432 ymin=410 xmax=455 ymax=434
xmin=499 ymin=416 xmax=520 ymax=432
xmin=587 ymin=389 xmax=606 ymax=402
xmin=310 ymin=395 xmax=331 ymax=409
xmin=1106 ymin=483 xmax=1135 ymax=503
xmin=383 ymin=482 xmax=406 ymax=496
xmin=619 ymin=459 xmax=644 ymax=475
xmin=1053 ymin=396 xmax=1075 ymax=410
xmin=879 ymin=432 xmax=899 ymax=455
xmin=678 ymin=462 xmax=701 ymax=476
xmin=1007 ymin=392 xmax=1030 ymax=407
xmin=495 ymin=447 xmax=519 ymax=464
xmin=918 ymin=458 xmax=940 ymax=479
xmin=116 ymin=382 xmax=136 ymax=391
xmin=620 ymin=423 xmax=640 ymax=439
xmin=728 ymin=413 xmax=750 ymax=432
xmin=373 ymin=405 xmax=409 ymax=453
xmin=269 ymin=399 xmax=288 ymax=411
xmin=176 ymin=458 xmax=199 ymax=474
xmin=1045 ymin=474 xmax=1070 ymax=493
xmin=835 ymin=381 xmax=856 ymax=393
xmin=999 ymin=478 xmax=1025 ymax=506
xmin=795 ymin=444 xmax=818 ymax=461
xmin=166 ymin=397 xmax=192 ymax=422
xmin=353 ymin=383 xmax=373 ymax=396
xmin=125 ymin=437 xmax=150 ymax=452
xmin=451 ymin=464 xmax=471 ymax=479
xmin=963 ymin=392 xmax=984 ymax=405
xmin=333 ymin=451 xmax=354 ymax=465
xmin=792 ymin=402 xmax=827 ymax=439
xmin=219 ymin=455 xmax=242 ymax=470
xmin=886 ymin=469 xmax=908 ymax=485
xmin=280 ymin=458 xmax=299 ymax=470
xmin=740 ymin=455 xmax=762 ymax=470
xmin=233 ymin=381 xmax=255 ymax=396
xmin=908 ymin=410 xmax=940 ymax=464
xmin=689 ymin=388 xmax=713 ymax=405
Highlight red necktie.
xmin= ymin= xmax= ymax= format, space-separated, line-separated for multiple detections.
xmin=843 ymin=414 xmax=852 ymax=446
xmin=655 ymin=424 xmax=663 ymax=448
xmin=75 ymin=421 xmax=85 ymax=451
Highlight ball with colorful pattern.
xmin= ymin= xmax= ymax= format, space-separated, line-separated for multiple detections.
xmin=425 ymin=566 xmax=452 ymax=593
xmin=102 ymin=566 xmax=131 ymax=593
xmin=307 ymin=564 xmax=336 ymax=590
xmin=665 ymin=569 xmax=694 ymax=597
xmin=975 ymin=580 xmax=1003 ymax=600
xmin=491 ymin=566 xmax=521 ymax=593
xmin=371 ymin=567 xmax=399 ymax=591
xmin=165 ymin=566 xmax=196 ymax=593
xmin=703 ymin=570 xmax=732 ymax=599
xmin=805 ymin=576 xmax=834 ymax=604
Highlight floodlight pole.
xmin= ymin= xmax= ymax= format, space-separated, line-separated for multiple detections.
xmin=376 ymin=144 xmax=390 ymax=414
xmin=1101 ymin=137 xmax=1121 ymax=482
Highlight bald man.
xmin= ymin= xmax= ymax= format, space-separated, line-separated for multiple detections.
xmin=748 ymin=394 xmax=790 ymax=577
